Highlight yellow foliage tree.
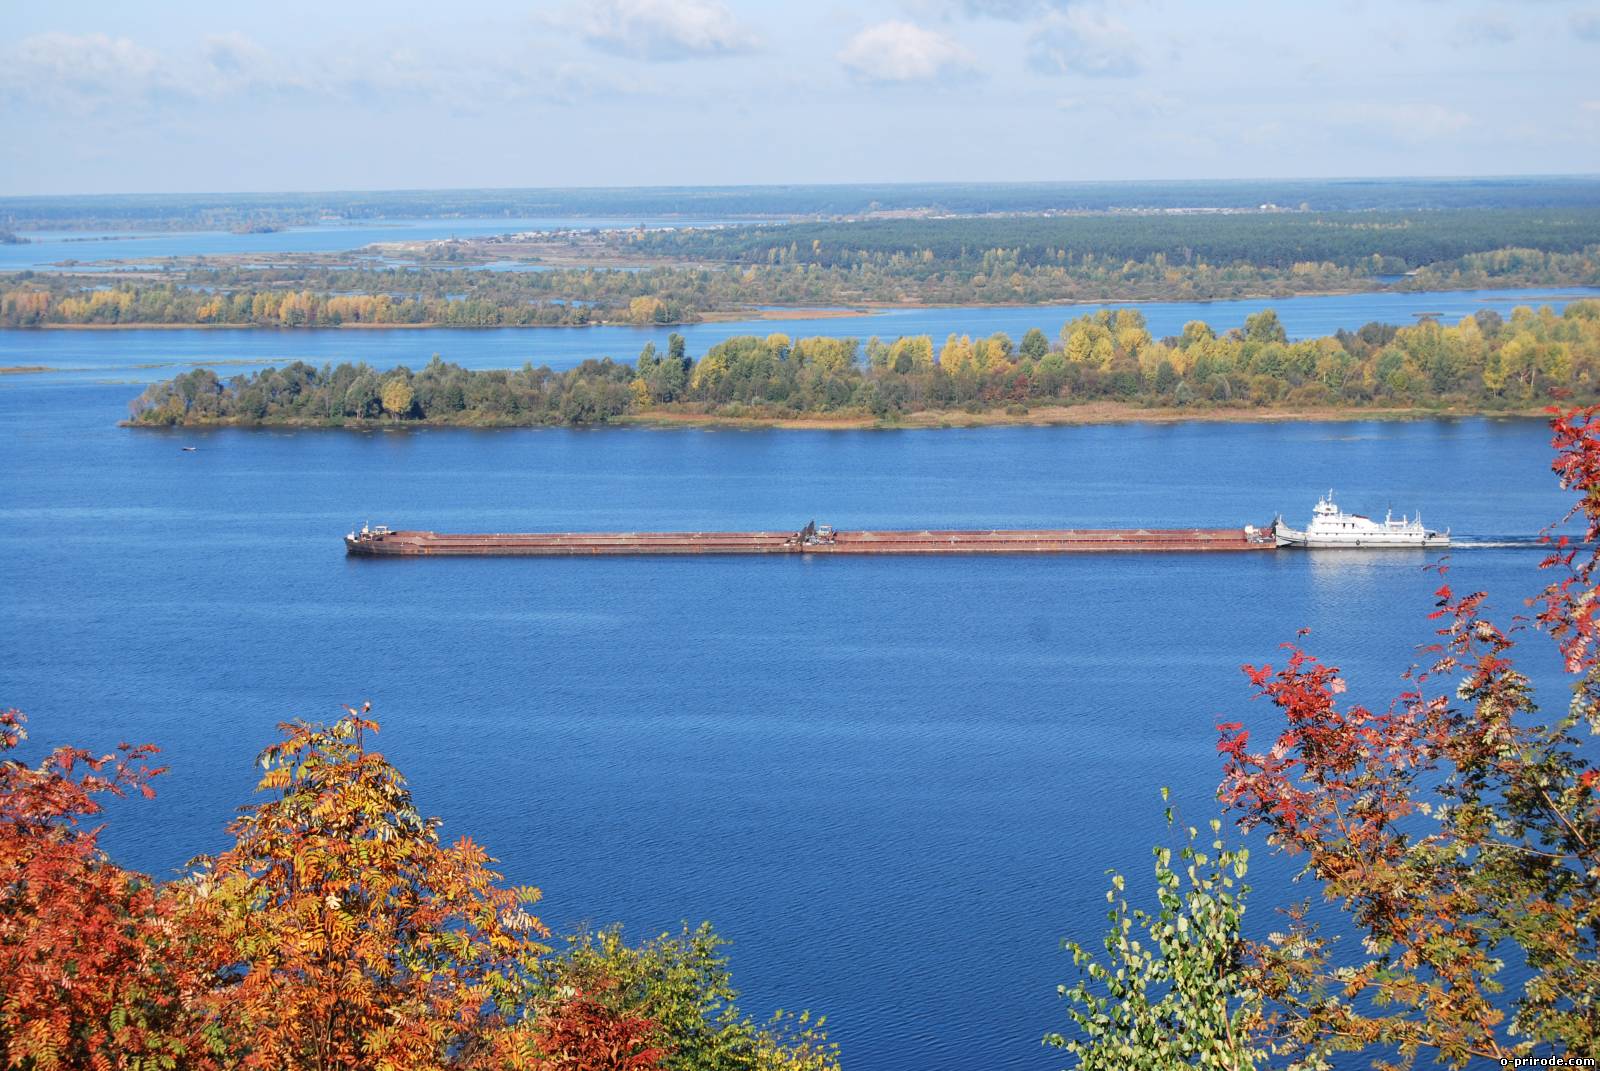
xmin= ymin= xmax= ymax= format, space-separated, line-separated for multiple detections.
xmin=380 ymin=377 xmax=415 ymax=418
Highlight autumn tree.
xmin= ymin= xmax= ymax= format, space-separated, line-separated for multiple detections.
xmin=184 ymin=708 xmax=550 ymax=1070
xmin=886 ymin=335 xmax=933 ymax=374
xmin=529 ymin=981 xmax=665 ymax=1071
xmin=542 ymin=924 xmax=839 ymax=1071
xmin=0 ymin=708 xmax=210 ymax=1070
xmin=1057 ymin=406 xmax=1600 ymax=1066
xmin=380 ymin=375 xmax=416 ymax=419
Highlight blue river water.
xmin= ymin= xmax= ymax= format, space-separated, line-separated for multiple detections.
xmin=0 ymin=216 xmax=749 ymax=271
xmin=0 ymin=292 xmax=1592 ymax=1067
xmin=5 ymin=286 xmax=1597 ymax=387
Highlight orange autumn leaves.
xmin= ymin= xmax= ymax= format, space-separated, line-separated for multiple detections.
xmin=0 ymin=708 xmax=198 ymax=1069
xmin=0 ymin=706 xmax=662 ymax=1071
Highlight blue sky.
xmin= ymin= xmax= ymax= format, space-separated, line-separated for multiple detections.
xmin=3 ymin=0 xmax=1598 ymax=195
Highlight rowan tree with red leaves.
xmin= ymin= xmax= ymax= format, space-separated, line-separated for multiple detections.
xmin=1 ymin=703 xmax=837 ymax=1071
xmin=531 ymin=981 xmax=667 ymax=1071
xmin=0 ymin=708 xmax=215 ymax=1069
xmin=1059 ymin=407 xmax=1600 ymax=1067
xmin=1219 ymin=408 xmax=1600 ymax=1065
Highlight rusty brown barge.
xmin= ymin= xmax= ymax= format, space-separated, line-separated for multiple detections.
xmin=345 ymin=521 xmax=1277 ymax=557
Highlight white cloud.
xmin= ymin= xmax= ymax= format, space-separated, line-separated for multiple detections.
xmin=2 ymin=33 xmax=176 ymax=113
xmin=0 ymin=31 xmax=647 ymax=117
xmin=579 ymin=0 xmax=760 ymax=61
xmin=837 ymin=21 xmax=976 ymax=83
xmin=1027 ymin=9 xmax=1141 ymax=78
xmin=1573 ymin=10 xmax=1600 ymax=41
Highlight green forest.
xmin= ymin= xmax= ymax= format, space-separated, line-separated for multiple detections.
xmin=623 ymin=207 xmax=1600 ymax=271
xmin=127 ymin=300 xmax=1600 ymax=428
xmin=6 ymin=177 xmax=1596 ymax=230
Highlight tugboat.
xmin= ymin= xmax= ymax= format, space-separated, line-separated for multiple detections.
xmin=1274 ymin=491 xmax=1449 ymax=549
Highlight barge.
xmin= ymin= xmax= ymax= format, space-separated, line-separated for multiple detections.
xmin=345 ymin=521 xmax=1278 ymax=557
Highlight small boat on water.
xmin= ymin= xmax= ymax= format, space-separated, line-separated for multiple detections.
xmin=1273 ymin=491 xmax=1449 ymax=549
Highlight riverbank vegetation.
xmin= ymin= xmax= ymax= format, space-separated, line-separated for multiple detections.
xmin=6 ymin=206 xmax=1600 ymax=327
xmin=0 ymin=704 xmax=837 ymax=1070
xmin=5 ymin=244 xmax=1597 ymax=330
xmin=127 ymin=301 xmax=1600 ymax=428
xmin=1054 ymin=408 xmax=1600 ymax=1067
xmin=626 ymin=208 xmax=1600 ymax=274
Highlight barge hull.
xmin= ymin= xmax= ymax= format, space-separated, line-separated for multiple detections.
xmin=346 ymin=528 xmax=1273 ymax=557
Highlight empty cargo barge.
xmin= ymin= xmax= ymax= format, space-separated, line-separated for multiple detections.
xmin=345 ymin=521 xmax=1277 ymax=557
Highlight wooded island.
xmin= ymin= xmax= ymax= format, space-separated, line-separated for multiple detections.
xmin=127 ymin=302 xmax=1600 ymax=428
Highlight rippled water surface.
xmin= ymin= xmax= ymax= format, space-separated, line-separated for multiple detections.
xmin=1 ymin=351 xmax=1587 ymax=1067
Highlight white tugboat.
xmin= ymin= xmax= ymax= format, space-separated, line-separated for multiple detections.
xmin=1273 ymin=491 xmax=1449 ymax=549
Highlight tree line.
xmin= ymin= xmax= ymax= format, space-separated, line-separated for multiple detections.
xmin=621 ymin=208 xmax=1600 ymax=272
xmin=0 ymin=277 xmax=692 ymax=328
xmin=6 ymin=241 xmax=1598 ymax=332
xmin=128 ymin=301 xmax=1600 ymax=428
xmin=5 ymin=177 xmax=1597 ymax=231
xmin=0 ymin=705 xmax=836 ymax=1069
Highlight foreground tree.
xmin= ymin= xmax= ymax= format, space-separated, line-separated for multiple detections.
xmin=2 ymin=703 xmax=837 ymax=1070
xmin=1045 ymin=793 xmax=1262 ymax=1071
xmin=0 ymin=709 xmax=212 ymax=1069
xmin=184 ymin=707 xmax=551 ymax=1069
xmin=1057 ymin=406 xmax=1600 ymax=1066
xmin=529 ymin=981 xmax=666 ymax=1071
xmin=542 ymin=924 xmax=840 ymax=1071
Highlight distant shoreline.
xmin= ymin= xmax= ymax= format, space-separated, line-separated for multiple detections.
xmin=19 ymin=284 xmax=1597 ymax=333
xmin=121 ymin=402 xmax=1551 ymax=433
xmin=21 ymin=281 xmax=1600 ymax=335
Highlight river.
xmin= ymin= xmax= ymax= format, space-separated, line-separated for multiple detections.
xmin=0 ymin=288 xmax=1590 ymax=1069
xmin=0 ymin=215 xmax=752 ymax=272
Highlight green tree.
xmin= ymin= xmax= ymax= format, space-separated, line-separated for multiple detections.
xmin=542 ymin=924 xmax=837 ymax=1071
xmin=1049 ymin=793 xmax=1268 ymax=1071
xmin=1243 ymin=309 xmax=1288 ymax=344
xmin=344 ymin=374 xmax=380 ymax=418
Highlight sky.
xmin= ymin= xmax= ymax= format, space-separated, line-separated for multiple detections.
xmin=2 ymin=0 xmax=1598 ymax=195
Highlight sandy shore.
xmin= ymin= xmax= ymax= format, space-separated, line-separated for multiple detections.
xmin=617 ymin=401 xmax=1545 ymax=430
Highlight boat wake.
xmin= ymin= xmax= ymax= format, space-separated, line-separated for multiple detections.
xmin=1448 ymin=536 xmax=1586 ymax=550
